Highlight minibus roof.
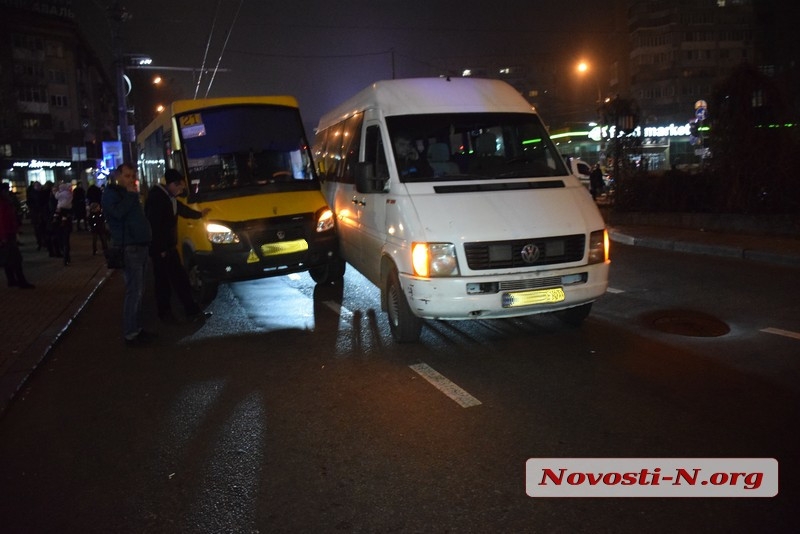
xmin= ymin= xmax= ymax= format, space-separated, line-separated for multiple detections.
xmin=317 ymin=77 xmax=538 ymax=131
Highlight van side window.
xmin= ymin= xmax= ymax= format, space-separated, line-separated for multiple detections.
xmin=339 ymin=113 xmax=363 ymax=184
xmin=312 ymin=129 xmax=328 ymax=179
xmin=364 ymin=125 xmax=389 ymax=180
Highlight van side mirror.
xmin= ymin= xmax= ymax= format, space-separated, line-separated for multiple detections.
xmin=355 ymin=162 xmax=386 ymax=193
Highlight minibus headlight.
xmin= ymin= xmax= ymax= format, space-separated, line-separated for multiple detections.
xmin=316 ymin=208 xmax=335 ymax=233
xmin=588 ymin=229 xmax=609 ymax=264
xmin=206 ymin=222 xmax=240 ymax=244
xmin=412 ymin=242 xmax=459 ymax=277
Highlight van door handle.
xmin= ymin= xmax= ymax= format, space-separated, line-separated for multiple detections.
xmin=352 ymin=197 xmax=365 ymax=206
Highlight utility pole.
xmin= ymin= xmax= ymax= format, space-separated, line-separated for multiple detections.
xmin=109 ymin=1 xmax=133 ymax=166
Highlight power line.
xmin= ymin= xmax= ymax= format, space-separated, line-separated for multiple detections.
xmin=194 ymin=0 xmax=224 ymax=99
xmin=204 ymin=0 xmax=245 ymax=98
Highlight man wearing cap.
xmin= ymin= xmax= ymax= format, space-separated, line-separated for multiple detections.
xmin=144 ymin=169 xmax=212 ymax=323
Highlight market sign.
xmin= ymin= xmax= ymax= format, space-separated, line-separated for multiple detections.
xmin=589 ymin=122 xmax=692 ymax=141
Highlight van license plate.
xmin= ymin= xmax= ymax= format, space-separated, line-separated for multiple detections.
xmin=502 ymin=287 xmax=565 ymax=308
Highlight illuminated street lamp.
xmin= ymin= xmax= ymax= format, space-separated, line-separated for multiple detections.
xmin=576 ymin=60 xmax=603 ymax=104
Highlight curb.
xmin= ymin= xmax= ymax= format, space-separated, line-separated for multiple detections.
xmin=0 ymin=267 xmax=113 ymax=418
xmin=608 ymin=230 xmax=800 ymax=267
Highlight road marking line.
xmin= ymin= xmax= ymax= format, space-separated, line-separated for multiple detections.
xmin=760 ymin=327 xmax=800 ymax=341
xmin=409 ymin=363 xmax=482 ymax=408
xmin=607 ymin=287 xmax=625 ymax=294
xmin=324 ymin=300 xmax=352 ymax=318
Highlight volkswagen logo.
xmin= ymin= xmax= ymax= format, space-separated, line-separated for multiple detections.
xmin=276 ymin=230 xmax=286 ymax=240
xmin=521 ymin=243 xmax=541 ymax=264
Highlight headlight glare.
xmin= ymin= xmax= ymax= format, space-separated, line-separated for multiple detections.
xmin=412 ymin=242 xmax=459 ymax=277
xmin=206 ymin=222 xmax=240 ymax=244
xmin=316 ymin=209 xmax=335 ymax=232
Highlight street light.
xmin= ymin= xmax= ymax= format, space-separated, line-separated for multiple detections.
xmin=576 ymin=60 xmax=602 ymax=104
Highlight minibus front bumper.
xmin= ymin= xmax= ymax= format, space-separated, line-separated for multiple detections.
xmin=192 ymin=233 xmax=339 ymax=282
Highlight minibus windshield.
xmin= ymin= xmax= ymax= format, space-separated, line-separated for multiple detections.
xmin=386 ymin=112 xmax=568 ymax=182
xmin=177 ymin=104 xmax=318 ymax=201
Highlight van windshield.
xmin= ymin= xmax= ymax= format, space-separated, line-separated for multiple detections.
xmin=386 ymin=113 xmax=568 ymax=182
xmin=176 ymin=104 xmax=318 ymax=202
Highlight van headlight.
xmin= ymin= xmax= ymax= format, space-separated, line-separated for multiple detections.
xmin=206 ymin=222 xmax=240 ymax=244
xmin=316 ymin=208 xmax=335 ymax=233
xmin=588 ymin=229 xmax=609 ymax=264
xmin=412 ymin=242 xmax=460 ymax=277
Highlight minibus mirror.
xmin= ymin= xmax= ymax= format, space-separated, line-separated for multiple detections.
xmin=355 ymin=162 xmax=385 ymax=193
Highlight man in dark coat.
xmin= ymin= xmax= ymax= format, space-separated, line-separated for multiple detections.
xmin=144 ymin=169 xmax=211 ymax=323
xmin=102 ymin=163 xmax=154 ymax=346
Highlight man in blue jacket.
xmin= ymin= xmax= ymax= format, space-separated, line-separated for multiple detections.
xmin=101 ymin=162 xmax=154 ymax=346
xmin=144 ymin=169 xmax=211 ymax=323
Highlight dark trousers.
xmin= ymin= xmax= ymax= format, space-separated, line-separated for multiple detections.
xmin=151 ymin=248 xmax=200 ymax=318
xmin=91 ymin=228 xmax=108 ymax=254
xmin=3 ymin=240 xmax=29 ymax=286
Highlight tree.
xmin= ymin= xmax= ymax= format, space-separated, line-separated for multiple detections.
xmin=707 ymin=63 xmax=799 ymax=213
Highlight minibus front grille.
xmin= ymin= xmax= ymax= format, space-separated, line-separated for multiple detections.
xmin=229 ymin=213 xmax=314 ymax=248
xmin=463 ymin=234 xmax=585 ymax=270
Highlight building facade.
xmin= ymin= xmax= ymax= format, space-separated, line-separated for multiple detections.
xmin=0 ymin=1 xmax=116 ymax=198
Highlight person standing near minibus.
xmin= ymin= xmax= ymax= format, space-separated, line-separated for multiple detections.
xmin=102 ymin=163 xmax=154 ymax=346
xmin=144 ymin=169 xmax=212 ymax=323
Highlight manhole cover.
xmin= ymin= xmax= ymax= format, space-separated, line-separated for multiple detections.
xmin=642 ymin=309 xmax=730 ymax=337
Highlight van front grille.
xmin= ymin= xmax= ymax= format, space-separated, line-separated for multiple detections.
xmin=464 ymin=234 xmax=585 ymax=270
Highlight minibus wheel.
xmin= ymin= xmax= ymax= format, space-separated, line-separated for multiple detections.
xmin=386 ymin=268 xmax=423 ymax=343
xmin=309 ymin=257 xmax=346 ymax=284
xmin=555 ymin=302 xmax=592 ymax=326
xmin=186 ymin=255 xmax=218 ymax=304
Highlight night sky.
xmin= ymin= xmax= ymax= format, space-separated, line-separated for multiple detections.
xmin=74 ymin=0 xmax=619 ymax=132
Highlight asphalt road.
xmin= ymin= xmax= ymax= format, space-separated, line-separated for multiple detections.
xmin=0 ymin=243 xmax=798 ymax=533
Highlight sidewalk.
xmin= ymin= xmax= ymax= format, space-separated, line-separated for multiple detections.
xmin=2 ymin=217 xmax=800 ymax=416
xmin=1 ymin=220 xmax=112 ymax=416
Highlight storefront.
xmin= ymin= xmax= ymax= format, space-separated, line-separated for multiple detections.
xmin=1 ymin=158 xmax=100 ymax=201
xmin=551 ymin=121 xmax=706 ymax=172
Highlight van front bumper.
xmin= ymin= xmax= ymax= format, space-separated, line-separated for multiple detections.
xmin=399 ymin=263 xmax=609 ymax=320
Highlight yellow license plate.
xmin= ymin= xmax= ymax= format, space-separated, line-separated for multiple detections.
xmin=260 ymin=239 xmax=308 ymax=257
xmin=502 ymin=287 xmax=565 ymax=308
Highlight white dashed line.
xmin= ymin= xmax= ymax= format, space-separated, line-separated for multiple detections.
xmin=323 ymin=300 xmax=352 ymax=319
xmin=607 ymin=287 xmax=625 ymax=294
xmin=409 ymin=363 xmax=482 ymax=408
xmin=760 ymin=327 xmax=800 ymax=341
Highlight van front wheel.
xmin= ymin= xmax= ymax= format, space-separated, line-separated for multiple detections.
xmin=385 ymin=269 xmax=423 ymax=343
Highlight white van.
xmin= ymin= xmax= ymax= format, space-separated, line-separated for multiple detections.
xmin=313 ymin=77 xmax=609 ymax=342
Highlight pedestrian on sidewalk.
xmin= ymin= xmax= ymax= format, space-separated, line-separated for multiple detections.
xmin=589 ymin=164 xmax=605 ymax=201
xmin=1 ymin=182 xmax=34 ymax=289
xmin=72 ymin=181 xmax=87 ymax=231
xmin=88 ymin=201 xmax=108 ymax=255
xmin=144 ymin=169 xmax=212 ymax=323
xmin=26 ymin=181 xmax=45 ymax=250
xmin=54 ymin=182 xmax=73 ymax=265
xmin=102 ymin=163 xmax=154 ymax=346
xmin=44 ymin=182 xmax=62 ymax=258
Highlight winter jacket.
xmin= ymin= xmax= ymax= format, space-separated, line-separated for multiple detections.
xmin=101 ymin=183 xmax=152 ymax=246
